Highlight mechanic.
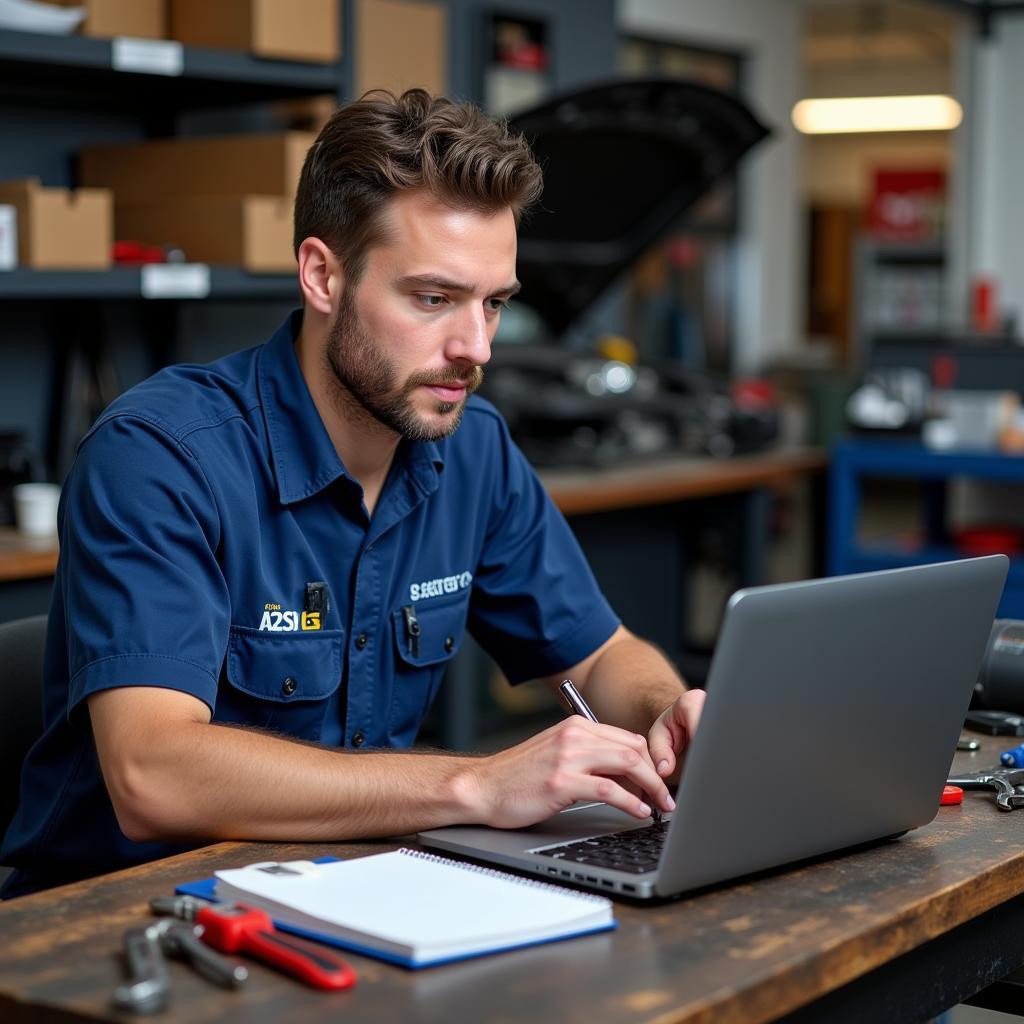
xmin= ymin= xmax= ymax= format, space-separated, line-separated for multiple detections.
xmin=1 ymin=89 xmax=703 ymax=897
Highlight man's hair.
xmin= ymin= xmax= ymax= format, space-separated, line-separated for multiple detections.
xmin=293 ymin=89 xmax=544 ymax=284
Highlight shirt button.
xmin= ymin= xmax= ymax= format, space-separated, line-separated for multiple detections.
xmin=445 ymin=635 xmax=455 ymax=653
xmin=352 ymin=731 xmax=365 ymax=748
xmin=355 ymin=633 xmax=368 ymax=650
xmin=282 ymin=676 xmax=298 ymax=696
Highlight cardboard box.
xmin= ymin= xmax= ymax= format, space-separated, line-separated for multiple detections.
xmin=356 ymin=0 xmax=446 ymax=97
xmin=0 ymin=180 xmax=112 ymax=269
xmin=116 ymin=196 xmax=295 ymax=272
xmin=79 ymin=132 xmax=315 ymax=204
xmin=169 ymin=0 xmax=339 ymax=63
xmin=52 ymin=0 xmax=166 ymax=40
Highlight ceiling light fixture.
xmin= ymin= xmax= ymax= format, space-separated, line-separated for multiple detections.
xmin=791 ymin=94 xmax=963 ymax=134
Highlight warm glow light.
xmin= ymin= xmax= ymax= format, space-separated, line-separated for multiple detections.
xmin=791 ymin=94 xmax=963 ymax=134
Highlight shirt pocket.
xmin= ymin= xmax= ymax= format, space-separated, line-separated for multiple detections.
xmin=389 ymin=596 xmax=468 ymax=743
xmin=217 ymin=624 xmax=345 ymax=742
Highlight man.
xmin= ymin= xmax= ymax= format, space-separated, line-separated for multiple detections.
xmin=1 ymin=90 xmax=703 ymax=898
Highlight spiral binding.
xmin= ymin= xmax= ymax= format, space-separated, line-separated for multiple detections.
xmin=398 ymin=848 xmax=612 ymax=905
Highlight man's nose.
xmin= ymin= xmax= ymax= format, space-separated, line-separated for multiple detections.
xmin=445 ymin=306 xmax=492 ymax=366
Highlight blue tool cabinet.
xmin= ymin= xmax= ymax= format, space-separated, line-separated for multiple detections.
xmin=828 ymin=437 xmax=1024 ymax=617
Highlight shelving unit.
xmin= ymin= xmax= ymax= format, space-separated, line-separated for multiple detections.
xmin=827 ymin=437 xmax=1024 ymax=616
xmin=0 ymin=268 xmax=299 ymax=301
xmin=852 ymin=239 xmax=946 ymax=367
xmin=0 ymin=14 xmax=344 ymax=591
xmin=0 ymin=27 xmax=340 ymax=107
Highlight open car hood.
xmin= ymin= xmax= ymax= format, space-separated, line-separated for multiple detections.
xmin=509 ymin=78 xmax=771 ymax=336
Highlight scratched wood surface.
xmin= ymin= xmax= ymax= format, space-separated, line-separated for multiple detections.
xmin=1 ymin=738 xmax=1021 ymax=1024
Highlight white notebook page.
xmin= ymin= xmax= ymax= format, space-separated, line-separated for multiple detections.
xmin=215 ymin=849 xmax=612 ymax=957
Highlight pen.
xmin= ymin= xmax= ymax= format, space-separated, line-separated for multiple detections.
xmin=558 ymin=679 xmax=662 ymax=823
xmin=558 ymin=678 xmax=598 ymax=722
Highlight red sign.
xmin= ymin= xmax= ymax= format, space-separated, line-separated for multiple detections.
xmin=865 ymin=169 xmax=946 ymax=240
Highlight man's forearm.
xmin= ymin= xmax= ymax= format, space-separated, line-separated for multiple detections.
xmin=579 ymin=633 xmax=687 ymax=735
xmin=110 ymin=719 xmax=483 ymax=844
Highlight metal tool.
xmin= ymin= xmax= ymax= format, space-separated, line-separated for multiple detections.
xmin=113 ymin=912 xmax=247 ymax=1014
xmin=152 ymin=893 xmax=356 ymax=991
xmin=149 ymin=894 xmax=215 ymax=922
xmin=112 ymin=926 xmax=171 ymax=1015
xmin=946 ymin=768 xmax=1024 ymax=811
xmin=150 ymin=919 xmax=249 ymax=989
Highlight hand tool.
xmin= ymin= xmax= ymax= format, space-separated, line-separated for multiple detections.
xmin=149 ymin=894 xmax=215 ymax=922
xmin=197 ymin=903 xmax=356 ymax=990
xmin=112 ymin=926 xmax=171 ymax=1015
xmin=150 ymin=919 xmax=248 ymax=989
xmin=946 ymin=768 xmax=1024 ymax=811
xmin=163 ymin=900 xmax=357 ymax=991
xmin=113 ymin=908 xmax=248 ymax=1013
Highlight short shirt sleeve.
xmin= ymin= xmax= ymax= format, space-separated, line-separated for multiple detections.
xmin=61 ymin=413 xmax=229 ymax=718
xmin=467 ymin=416 xmax=620 ymax=683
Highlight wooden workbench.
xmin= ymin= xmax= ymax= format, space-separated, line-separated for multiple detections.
xmin=540 ymin=447 xmax=826 ymax=516
xmin=1 ymin=736 xmax=1020 ymax=1024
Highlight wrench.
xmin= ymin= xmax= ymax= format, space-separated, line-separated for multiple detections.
xmin=947 ymin=768 xmax=1024 ymax=811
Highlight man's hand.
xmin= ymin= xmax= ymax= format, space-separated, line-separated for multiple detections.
xmin=466 ymin=717 xmax=676 ymax=830
xmin=648 ymin=689 xmax=706 ymax=783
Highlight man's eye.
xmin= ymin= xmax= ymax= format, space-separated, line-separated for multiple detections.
xmin=487 ymin=298 xmax=510 ymax=312
xmin=418 ymin=294 xmax=445 ymax=308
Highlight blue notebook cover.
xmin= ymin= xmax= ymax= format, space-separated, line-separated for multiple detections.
xmin=176 ymin=854 xmax=616 ymax=970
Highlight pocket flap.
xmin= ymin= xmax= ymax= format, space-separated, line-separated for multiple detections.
xmin=226 ymin=625 xmax=344 ymax=703
xmin=391 ymin=600 xmax=466 ymax=668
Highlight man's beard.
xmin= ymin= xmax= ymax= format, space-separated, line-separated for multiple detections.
xmin=325 ymin=290 xmax=482 ymax=442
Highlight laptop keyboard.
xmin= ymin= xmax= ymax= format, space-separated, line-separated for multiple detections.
xmin=534 ymin=818 xmax=670 ymax=875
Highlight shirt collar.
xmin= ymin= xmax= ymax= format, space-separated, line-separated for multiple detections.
xmin=257 ymin=311 xmax=445 ymax=506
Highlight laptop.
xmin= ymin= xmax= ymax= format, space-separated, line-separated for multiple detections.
xmin=420 ymin=556 xmax=1008 ymax=899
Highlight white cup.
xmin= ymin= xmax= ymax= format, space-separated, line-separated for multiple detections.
xmin=13 ymin=482 xmax=60 ymax=538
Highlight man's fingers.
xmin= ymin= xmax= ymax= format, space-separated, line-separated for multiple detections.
xmin=649 ymin=690 xmax=707 ymax=778
xmin=580 ymin=776 xmax=653 ymax=820
xmin=648 ymin=721 xmax=680 ymax=778
xmin=557 ymin=719 xmax=658 ymax=770
xmin=574 ymin=745 xmax=673 ymax=813
xmin=480 ymin=716 xmax=683 ymax=829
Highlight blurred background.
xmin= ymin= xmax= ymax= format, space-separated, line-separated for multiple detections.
xmin=3 ymin=0 xmax=1024 ymax=768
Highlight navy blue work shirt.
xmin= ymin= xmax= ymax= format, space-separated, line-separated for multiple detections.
xmin=0 ymin=311 xmax=619 ymax=897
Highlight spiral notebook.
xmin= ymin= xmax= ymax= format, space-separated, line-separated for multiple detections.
xmin=207 ymin=849 xmax=615 ymax=968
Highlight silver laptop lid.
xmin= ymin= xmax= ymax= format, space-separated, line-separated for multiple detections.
xmin=654 ymin=555 xmax=1008 ymax=896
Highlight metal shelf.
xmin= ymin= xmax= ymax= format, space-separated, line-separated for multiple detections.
xmin=0 ymin=268 xmax=299 ymax=301
xmin=827 ymin=438 xmax=1024 ymax=618
xmin=0 ymin=28 xmax=339 ymax=109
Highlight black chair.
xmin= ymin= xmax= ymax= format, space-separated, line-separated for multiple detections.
xmin=0 ymin=615 xmax=47 ymax=847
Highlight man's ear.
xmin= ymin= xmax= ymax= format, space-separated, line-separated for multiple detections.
xmin=297 ymin=237 xmax=341 ymax=315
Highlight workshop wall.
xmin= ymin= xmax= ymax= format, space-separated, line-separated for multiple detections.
xmin=617 ymin=0 xmax=805 ymax=373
